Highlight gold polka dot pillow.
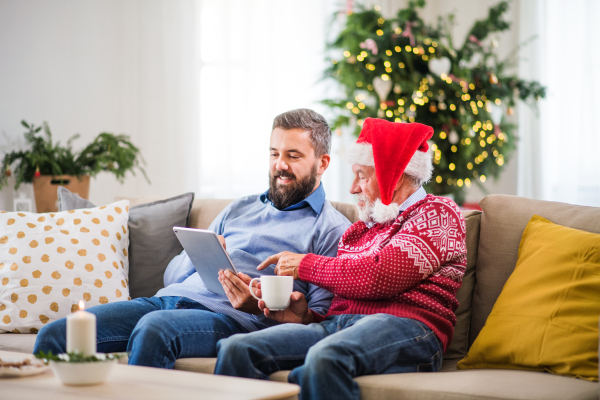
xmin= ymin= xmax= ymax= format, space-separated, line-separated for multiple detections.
xmin=0 ymin=200 xmax=130 ymax=333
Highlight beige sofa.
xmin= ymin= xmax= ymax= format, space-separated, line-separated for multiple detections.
xmin=2 ymin=194 xmax=599 ymax=400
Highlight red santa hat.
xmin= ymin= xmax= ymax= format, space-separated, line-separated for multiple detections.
xmin=346 ymin=118 xmax=434 ymax=206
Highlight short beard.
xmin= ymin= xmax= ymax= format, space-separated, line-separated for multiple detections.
xmin=269 ymin=164 xmax=318 ymax=210
xmin=357 ymin=194 xmax=375 ymax=223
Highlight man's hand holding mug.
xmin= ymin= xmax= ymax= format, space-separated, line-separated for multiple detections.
xmin=259 ymin=291 xmax=313 ymax=325
xmin=254 ymin=252 xmax=312 ymax=324
xmin=249 ymin=275 xmax=312 ymax=324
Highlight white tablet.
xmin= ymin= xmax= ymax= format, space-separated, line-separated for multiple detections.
xmin=172 ymin=227 xmax=237 ymax=295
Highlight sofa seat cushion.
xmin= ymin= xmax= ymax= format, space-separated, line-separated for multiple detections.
xmin=171 ymin=358 xmax=458 ymax=378
xmin=353 ymin=369 xmax=598 ymax=400
xmin=269 ymin=359 xmax=460 ymax=383
xmin=173 ymin=357 xmax=218 ymax=374
xmin=0 ymin=333 xmax=36 ymax=353
xmin=225 ymin=357 xmax=598 ymax=400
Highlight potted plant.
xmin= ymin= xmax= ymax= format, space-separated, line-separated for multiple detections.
xmin=0 ymin=121 xmax=149 ymax=212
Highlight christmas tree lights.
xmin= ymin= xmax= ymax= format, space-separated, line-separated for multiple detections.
xmin=323 ymin=0 xmax=545 ymax=203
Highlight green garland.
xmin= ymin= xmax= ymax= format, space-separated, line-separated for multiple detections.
xmin=323 ymin=0 xmax=545 ymax=203
xmin=35 ymin=350 xmax=125 ymax=363
xmin=1 ymin=121 xmax=149 ymax=190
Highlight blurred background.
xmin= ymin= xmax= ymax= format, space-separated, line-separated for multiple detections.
xmin=0 ymin=0 xmax=598 ymax=210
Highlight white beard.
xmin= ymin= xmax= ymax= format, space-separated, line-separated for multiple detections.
xmin=357 ymin=195 xmax=401 ymax=225
xmin=357 ymin=195 xmax=374 ymax=223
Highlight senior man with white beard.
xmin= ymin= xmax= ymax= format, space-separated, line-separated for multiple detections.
xmin=214 ymin=118 xmax=467 ymax=400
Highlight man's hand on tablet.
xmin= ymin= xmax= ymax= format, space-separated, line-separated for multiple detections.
xmin=218 ymin=271 xmax=262 ymax=315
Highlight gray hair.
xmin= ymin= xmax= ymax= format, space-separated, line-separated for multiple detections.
xmin=405 ymin=174 xmax=425 ymax=188
xmin=272 ymin=109 xmax=331 ymax=157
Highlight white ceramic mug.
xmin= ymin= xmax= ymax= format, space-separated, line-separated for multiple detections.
xmin=249 ymin=275 xmax=293 ymax=311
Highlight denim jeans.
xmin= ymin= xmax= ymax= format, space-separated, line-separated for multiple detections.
xmin=214 ymin=314 xmax=442 ymax=400
xmin=33 ymin=296 xmax=247 ymax=368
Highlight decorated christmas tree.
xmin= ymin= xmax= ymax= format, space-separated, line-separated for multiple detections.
xmin=323 ymin=0 xmax=545 ymax=204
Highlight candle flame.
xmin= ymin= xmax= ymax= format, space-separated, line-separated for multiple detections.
xmin=79 ymin=300 xmax=85 ymax=311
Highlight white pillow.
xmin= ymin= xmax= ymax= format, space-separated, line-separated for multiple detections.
xmin=0 ymin=200 xmax=130 ymax=333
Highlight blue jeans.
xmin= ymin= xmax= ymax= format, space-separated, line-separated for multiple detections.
xmin=33 ymin=296 xmax=247 ymax=368
xmin=214 ymin=314 xmax=442 ymax=400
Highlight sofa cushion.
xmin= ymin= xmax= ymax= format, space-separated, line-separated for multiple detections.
xmin=1 ymin=201 xmax=130 ymax=333
xmin=82 ymin=193 xmax=195 ymax=298
xmin=174 ymin=360 xmax=459 ymax=377
xmin=125 ymin=194 xmax=195 ymax=298
xmin=268 ymin=359 xmax=460 ymax=383
xmin=353 ymin=369 xmax=598 ymax=400
xmin=471 ymin=195 xmax=600 ymax=345
xmin=58 ymin=186 xmax=95 ymax=210
xmin=444 ymin=210 xmax=480 ymax=360
xmin=173 ymin=357 xmax=219 ymax=374
xmin=0 ymin=333 xmax=36 ymax=353
xmin=460 ymin=215 xmax=600 ymax=381
xmin=171 ymin=359 xmax=460 ymax=380
xmin=267 ymin=360 xmax=597 ymax=400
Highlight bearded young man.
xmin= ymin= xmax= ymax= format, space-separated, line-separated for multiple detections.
xmin=34 ymin=109 xmax=350 ymax=368
xmin=214 ymin=118 xmax=467 ymax=400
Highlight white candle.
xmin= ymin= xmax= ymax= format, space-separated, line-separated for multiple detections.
xmin=66 ymin=301 xmax=96 ymax=356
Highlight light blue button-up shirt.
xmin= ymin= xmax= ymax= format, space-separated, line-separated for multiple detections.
xmin=156 ymin=183 xmax=351 ymax=332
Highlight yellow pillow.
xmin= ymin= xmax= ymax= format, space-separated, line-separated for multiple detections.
xmin=458 ymin=215 xmax=600 ymax=381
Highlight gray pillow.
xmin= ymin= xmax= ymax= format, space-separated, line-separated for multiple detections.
xmin=58 ymin=186 xmax=95 ymax=210
xmin=58 ymin=188 xmax=195 ymax=299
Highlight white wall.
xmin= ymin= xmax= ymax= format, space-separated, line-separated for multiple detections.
xmin=1 ymin=0 xmax=133 ymax=209
xmin=0 ymin=0 xmax=199 ymax=210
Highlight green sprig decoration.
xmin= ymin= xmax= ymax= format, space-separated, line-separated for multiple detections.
xmin=0 ymin=121 xmax=149 ymax=190
xmin=323 ymin=0 xmax=545 ymax=203
xmin=35 ymin=350 xmax=126 ymax=364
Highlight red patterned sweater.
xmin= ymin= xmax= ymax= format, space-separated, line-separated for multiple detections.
xmin=298 ymin=195 xmax=467 ymax=352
